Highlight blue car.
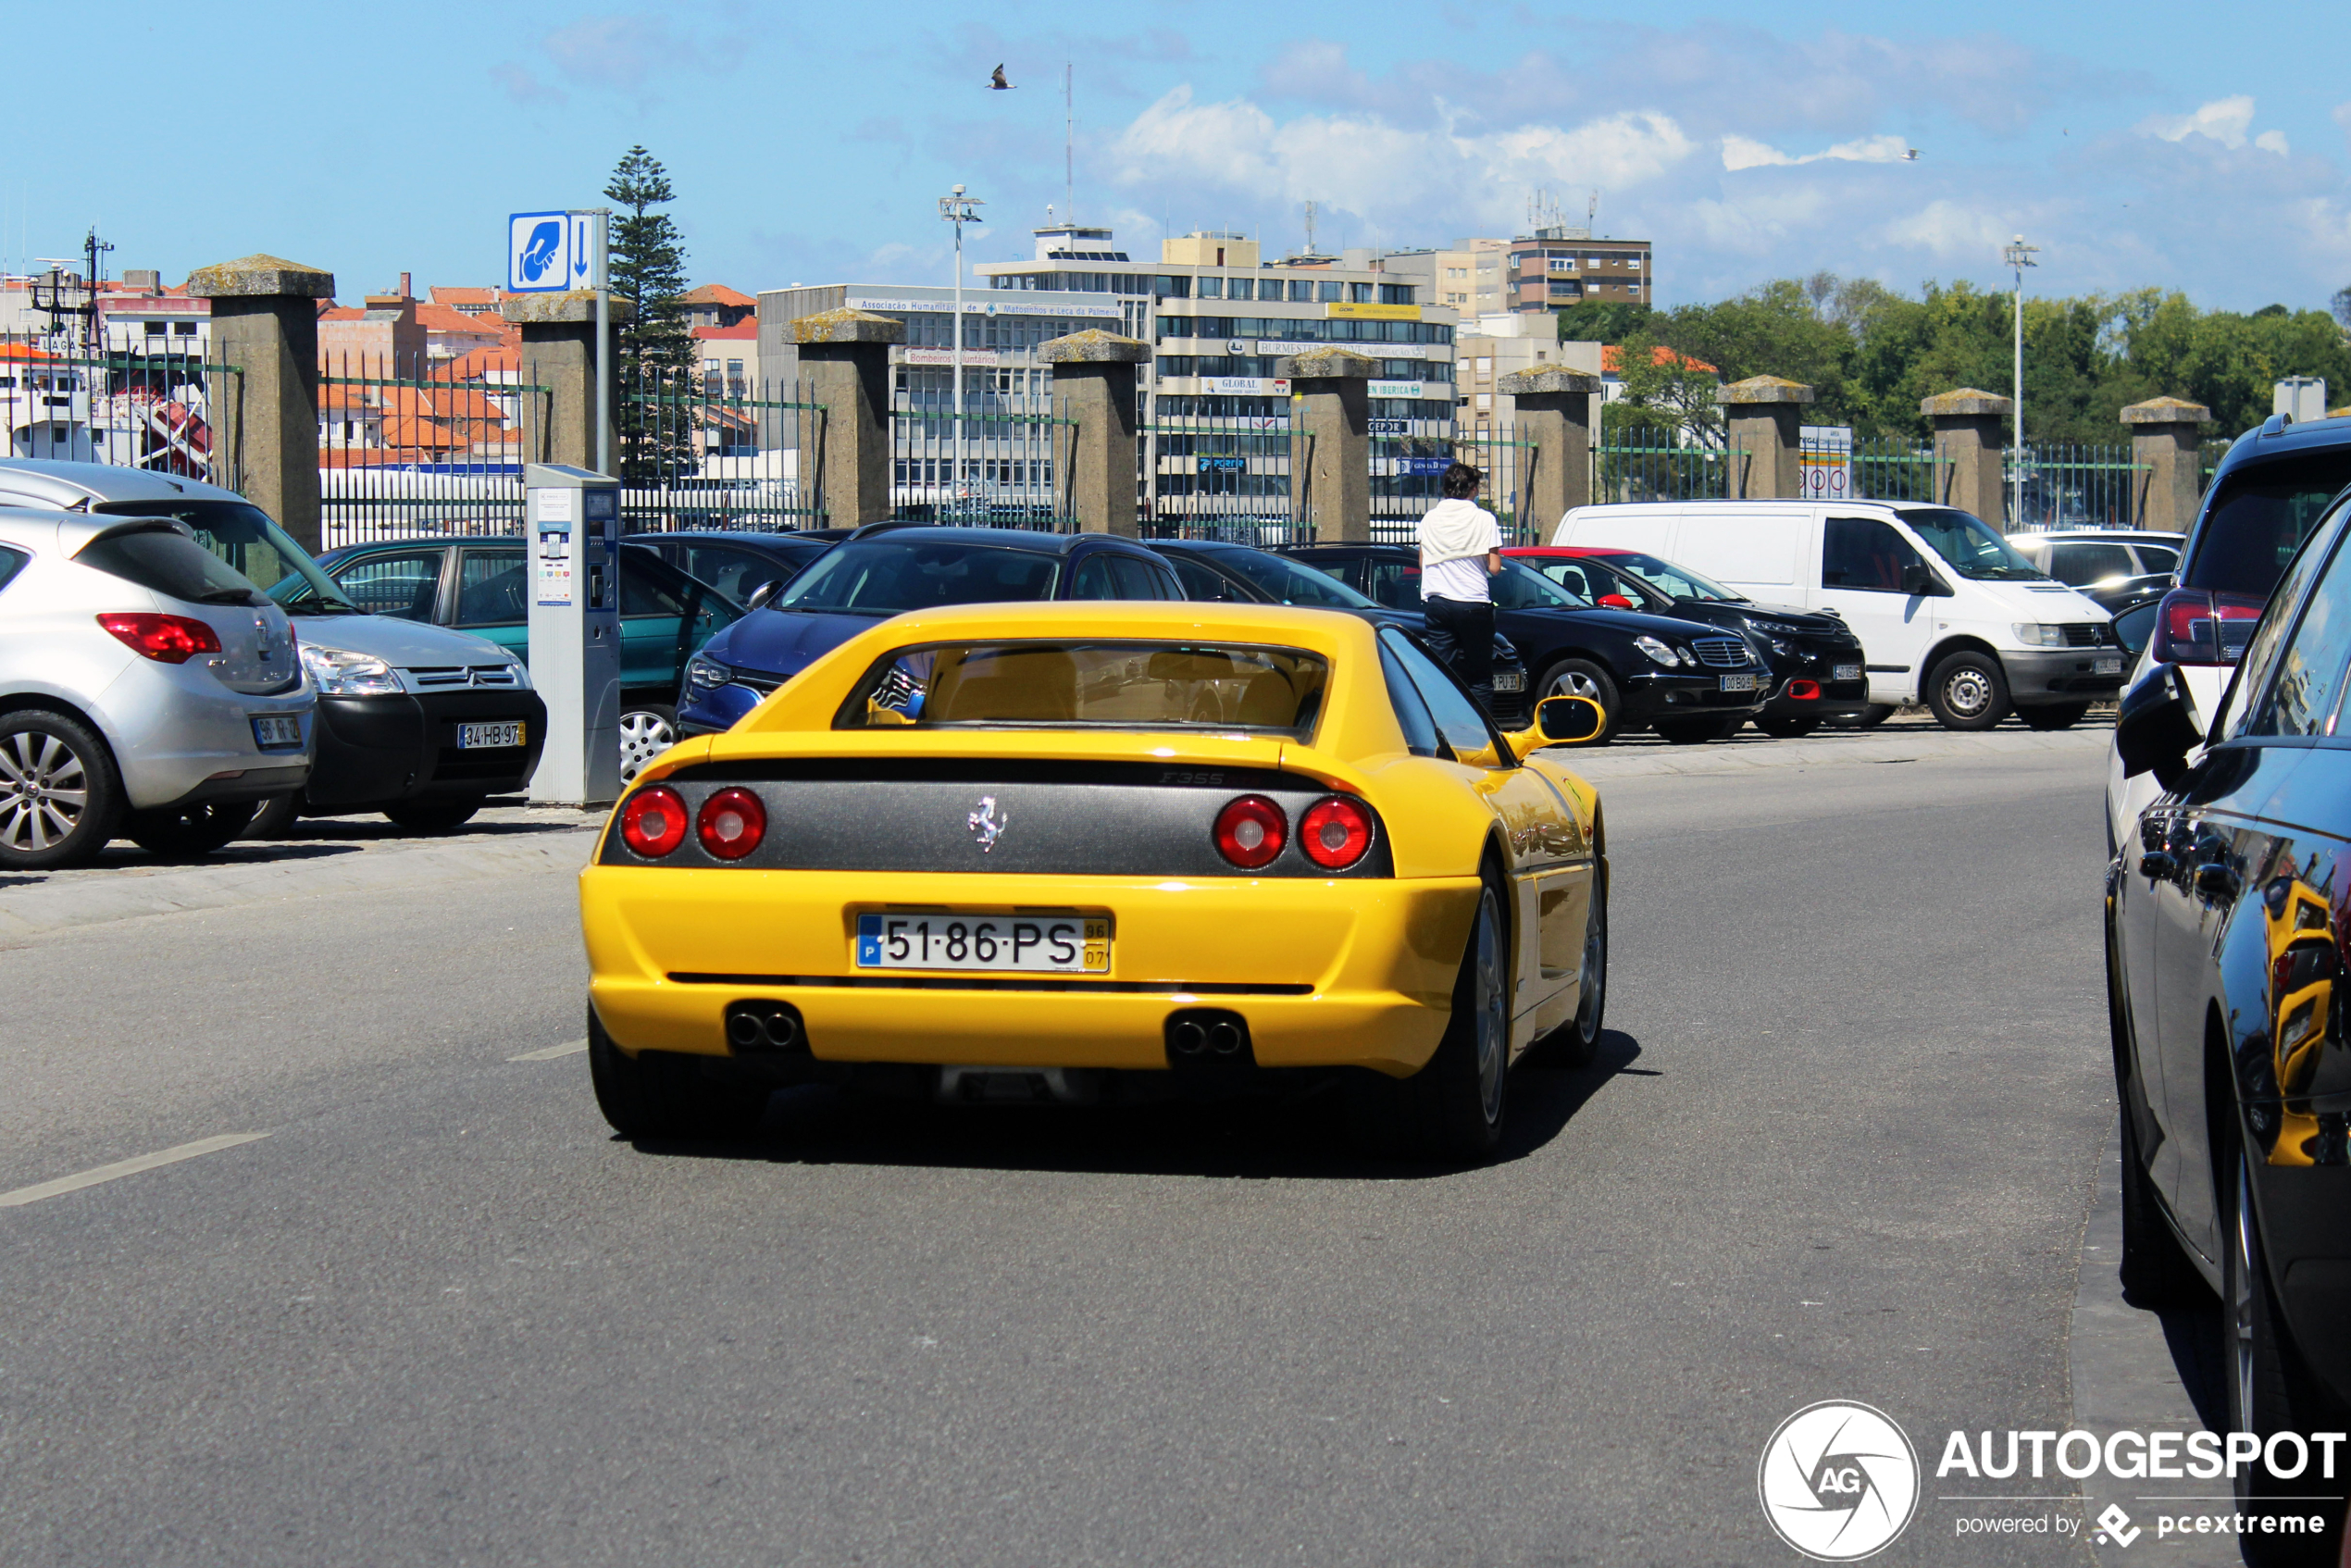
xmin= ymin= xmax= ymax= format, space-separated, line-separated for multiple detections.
xmin=676 ymin=525 xmax=1185 ymax=735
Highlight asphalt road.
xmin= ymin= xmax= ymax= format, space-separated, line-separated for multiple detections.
xmin=0 ymin=730 xmax=2134 ymax=1565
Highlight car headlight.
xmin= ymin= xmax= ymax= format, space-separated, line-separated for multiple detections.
xmin=685 ymin=653 xmax=733 ymax=692
xmin=1752 ymin=619 xmax=1806 ymax=637
xmin=2012 ymin=623 xmax=2069 ymax=648
xmin=300 ymin=643 xmax=401 ymax=696
xmin=1635 ymin=635 xmax=1681 ymax=668
xmin=504 ymin=660 xmax=533 ymax=690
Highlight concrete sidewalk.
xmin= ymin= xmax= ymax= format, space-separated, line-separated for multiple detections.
xmin=1564 ymin=713 xmax=2111 ymax=781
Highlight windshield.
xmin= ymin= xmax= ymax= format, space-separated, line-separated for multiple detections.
xmin=1598 ymin=551 xmax=1747 ymax=603
xmin=93 ymin=499 xmax=359 ymax=615
xmin=774 ymin=539 xmax=1060 ymax=615
xmin=1209 ymin=548 xmax=1377 ymax=608
xmin=2183 ymin=454 xmax=2351 ymax=600
xmin=1490 ymin=556 xmax=1589 ymax=611
xmin=1899 ymin=507 xmax=2046 ymax=580
xmin=839 ymin=641 xmax=1327 ymax=736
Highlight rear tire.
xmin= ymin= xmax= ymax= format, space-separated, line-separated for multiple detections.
xmin=121 ymin=800 xmax=260 ymax=859
xmin=1543 ymin=869 xmax=1607 ymax=1069
xmin=1827 ymin=703 xmax=1897 ymax=729
xmin=1347 ymin=865 xmax=1511 ymax=1160
xmin=2019 ymin=701 xmax=2091 ymax=731
xmin=0 ymin=709 xmax=122 ymax=870
xmin=382 ymin=796 xmax=483 ymax=833
xmin=587 ymin=1006 xmax=765 ymax=1143
xmin=1536 ymin=660 xmax=1619 ymax=745
xmin=1924 ymin=651 xmax=2010 ymax=730
xmin=1754 ymin=715 xmax=1821 ymax=739
xmin=242 ymin=790 xmax=304 ymax=840
xmin=618 ymin=702 xmax=678 ymax=787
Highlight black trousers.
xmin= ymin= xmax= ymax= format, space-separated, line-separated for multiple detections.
xmin=1422 ymin=595 xmax=1496 ymax=710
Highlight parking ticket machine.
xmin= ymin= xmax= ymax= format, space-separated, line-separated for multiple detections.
xmin=525 ymin=463 xmax=622 ymax=807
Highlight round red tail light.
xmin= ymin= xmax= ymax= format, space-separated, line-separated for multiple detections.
xmin=1213 ymin=794 xmax=1287 ymax=869
xmin=697 ymin=787 xmax=767 ymax=860
xmin=1300 ymin=796 xmax=1374 ymax=870
xmin=619 ymin=785 xmax=689 ymax=858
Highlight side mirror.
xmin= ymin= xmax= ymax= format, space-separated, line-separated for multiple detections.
xmin=1597 ymin=593 xmax=1636 ymax=610
xmin=2115 ymin=662 xmax=2202 ymax=789
xmin=744 ymin=579 xmax=781 ymax=612
xmin=1499 ymin=694 xmax=1606 ymax=759
xmin=1900 ymin=564 xmax=1949 ymax=598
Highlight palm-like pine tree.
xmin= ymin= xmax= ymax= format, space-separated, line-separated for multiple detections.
xmin=604 ymin=145 xmax=696 ymax=484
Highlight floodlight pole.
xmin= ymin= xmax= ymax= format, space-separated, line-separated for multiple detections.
xmin=2003 ymin=234 xmax=2039 ymax=529
xmin=940 ymin=185 xmax=985 ymax=500
xmin=593 ymin=208 xmax=612 ymax=480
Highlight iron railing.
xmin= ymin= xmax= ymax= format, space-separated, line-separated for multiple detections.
xmin=0 ymin=344 xmax=242 ymax=490
xmin=319 ymin=351 xmax=550 ymax=547
xmin=1141 ymin=410 xmax=1300 ymax=543
xmin=620 ymin=367 xmax=825 ymax=534
xmin=890 ymin=401 xmax=1075 ymax=529
xmin=2007 ymin=444 xmax=2146 ymax=530
xmin=1593 ymin=437 xmax=1727 ymax=504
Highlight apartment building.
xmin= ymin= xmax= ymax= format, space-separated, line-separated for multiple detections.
xmin=1453 ymin=314 xmax=1602 ymax=440
xmin=1507 ymin=227 xmax=1653 ymax=313
xmin=1374 ymin=240 xmax=1509 ymax=318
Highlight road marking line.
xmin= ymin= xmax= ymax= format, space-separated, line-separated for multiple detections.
xmin=509 ymin=1039 xmax=588 ymax=1062
xmin=0 ymin=1133 xmax=270 ymax=1209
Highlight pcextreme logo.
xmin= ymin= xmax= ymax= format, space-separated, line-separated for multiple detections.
xmin=1758 ymin=1400 xmax=1922 ymax=1561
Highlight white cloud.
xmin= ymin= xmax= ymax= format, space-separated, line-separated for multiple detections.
xmin=2137 ymin=95 xmax=2279 ymax=152
xmin=1877 ymin=200 xmax=2012 ymax=258
xmin=1722 ymin=133 xmax=1909 ymax=171
xmin=541 ymin=13 xmax=715 ymax=92
xmin=1109 ymin=85 xmax=1697 ymax=230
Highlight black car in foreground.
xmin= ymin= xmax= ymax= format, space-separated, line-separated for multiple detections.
xmin=1280 ymin=542 xmax=1769 ymax=742
xmin=1149 ymin=539 xmax=1532 ymax=725
xmin=1507 ymin=546 xmax=1871 ymax=737
xmin=2110 ymin=486 xmax=2351 ymax=1559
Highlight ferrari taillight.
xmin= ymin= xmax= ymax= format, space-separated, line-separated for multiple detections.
xmin=1213 ymin=795 xmax=1286 ymax=869
xmin=698 ymin=787 xmax=766 ymax=861
xmin=1299 ymin=796 xmax=1374 ymax=870
xmin=620 ymin=786 xmax=689 ymax=858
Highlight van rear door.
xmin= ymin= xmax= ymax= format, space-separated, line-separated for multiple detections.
xmin=1673 ymin=509 xmax=1807 ymax=601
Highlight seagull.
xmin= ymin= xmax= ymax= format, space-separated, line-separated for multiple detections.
xmin=989 ymin=64 xmax=1014 ymax=90
xmin=1903 ymin=148 xmax=1920 ymax=161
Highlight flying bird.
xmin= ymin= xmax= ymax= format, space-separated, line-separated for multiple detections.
xmin=1903 ymin=148 xmax=1920 ymax=161
xmin=989 ymin=64 xmax=1014 ymax=90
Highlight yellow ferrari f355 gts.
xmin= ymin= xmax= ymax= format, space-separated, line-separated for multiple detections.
xmin=578 ymin=602 xmax=1609 ymax=1159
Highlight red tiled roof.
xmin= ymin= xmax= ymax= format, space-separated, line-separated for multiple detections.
xmin=691 ymin=322 xmax=758 ymax=342
xmin=429 ymin=287 xmax=503 ymax=306
xmin=686 ymin=283 xmax=755 ymax=307
xmin=1600 ymin=343 xmax=1716 ymax=374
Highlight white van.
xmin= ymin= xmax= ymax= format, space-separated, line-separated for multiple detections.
xmin=1552 ymin=500 xmax=2123 ymax=729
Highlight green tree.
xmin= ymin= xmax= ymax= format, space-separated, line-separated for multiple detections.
xmin=604 ymin=144 xmax=696 ymax=484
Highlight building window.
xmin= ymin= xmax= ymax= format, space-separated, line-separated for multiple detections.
xmin=1474 ymin=357 xmax=1492 ymax=376
xmin=1227 ymin=277 xmax=1253 ymax=302
xmin=1155 ymin=276 xmax=1191 ymax=299
xmin=1316 ymin=280 xmax=1342 ymax=303
xmin=1377 ymin=283 xmax=1412 ymax=305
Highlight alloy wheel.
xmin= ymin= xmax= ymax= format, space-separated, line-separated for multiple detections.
xmin=1547 ymin=669 xmax=1604 ymax=703
xmin=617 ymin=710 xmax=677 ymax=787
xmin=1472 ymin=887 xmax=1507 ymax=1124
xmin=1574 ymin=889 xmax=1607 ymax=1049
xmin=0 ymin=729 xmax=90 ymax=853
xmin=2231 ymin=1151 xmax=2258 ymax=1436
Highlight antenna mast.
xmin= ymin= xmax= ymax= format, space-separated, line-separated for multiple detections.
xmin=1064 ymin=63 xmax=1075 ymax=221
xmin=1302 ymin=200 xmax=1318 ymax=255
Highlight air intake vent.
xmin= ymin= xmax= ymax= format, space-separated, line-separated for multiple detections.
xmin=1692 ymin=638 xmax=1749 ymax=667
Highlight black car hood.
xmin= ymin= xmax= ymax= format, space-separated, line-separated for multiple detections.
xmin=1723 ymin=603 xmax=1852 ymax=635
xmin=1507 ymin=602 xmax=1748 ymax=643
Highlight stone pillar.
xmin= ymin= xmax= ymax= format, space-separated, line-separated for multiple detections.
xmin=1274 ymin=347 xmax=1375 ymax=541
xmin=1039 ymin=329 xmax=1150 ymax=535
xmin=1716 ymin=376 xmax=1814 ymax=500
xmin=2122 ymin=396 xmax=2216 ymax=535
xmin=1919 ymin=388 xmax=2012 ymax=529
xmin=1497 ymin=367 xmax=1601 ymax=533
xmin=500 ymin=290 xmax=634 ymax=476
xmin=790 ymin=307 xmax=902 ymax=529
xmin=184 ymin=254 xmax=334 ymax=552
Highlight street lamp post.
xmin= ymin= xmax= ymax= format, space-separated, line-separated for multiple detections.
xmin=939 ymin=184 xmax=985 ymax=504
xmin=2002 ymin=233 xmax=2039 ymax=530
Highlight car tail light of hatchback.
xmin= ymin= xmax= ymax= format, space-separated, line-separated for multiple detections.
xmin=2151 ymin=588 xmax=2264 ymax=666
xmin=96 ymin=613 xmax=222 ymax=664
xmin=1213 ymin=795 xmax=1287 ymax=869
xmin=697 ymin=787 xmax=767 ymax=860
xmin=620 ymin=785 xmax=690 ymax=858
xmin=1299 ymin=796 xmax=1374 ymax=871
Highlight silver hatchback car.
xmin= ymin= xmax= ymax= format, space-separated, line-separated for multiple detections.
xmin=0 ymin=509 xmax=314 ymax=868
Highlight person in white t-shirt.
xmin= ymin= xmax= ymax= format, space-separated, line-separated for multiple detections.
xmin=1414 ymin=462 xmax=1503 ymax=711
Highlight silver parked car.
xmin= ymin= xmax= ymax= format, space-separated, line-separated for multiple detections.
xmin=0 ymin=508 xmax=314 ymax=868
xmin=0 ymin=462 xmax=544 ymax=834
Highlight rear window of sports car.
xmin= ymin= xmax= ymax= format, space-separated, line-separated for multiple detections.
xmin=837 ymin=641 xmax=1329 ymax=738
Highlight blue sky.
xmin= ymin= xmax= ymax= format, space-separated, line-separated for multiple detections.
xmin=10 ymin=1 xmax=2347 ymax=315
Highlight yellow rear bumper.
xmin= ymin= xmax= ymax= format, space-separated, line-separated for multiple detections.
xmin=580 ymin=865 xmax=1477 ymax=1076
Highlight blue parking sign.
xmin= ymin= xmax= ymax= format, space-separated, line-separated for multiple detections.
xmin=508 ymin=211 xmax=571 ymax=293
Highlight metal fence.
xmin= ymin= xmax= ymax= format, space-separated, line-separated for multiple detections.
xmin=1140 ymin=408 xmax=1300 ymax=542
xmin=2007 ymin=443 xmax=2145 ymax=530
xmin=889 ymin=404 xmax=1073 ymax=529
xmin=0 ymin=343 xmax=242 ymax=490
xmin=319 ymin=351 xmax=550 ymax=547
xmin=1448 ymin=429 xmax=1533 ymax=543
xmin=619 ymin=366 xmax=824 ymax=535
xmin=1592 ymin=437 xmax=1727 ymax=504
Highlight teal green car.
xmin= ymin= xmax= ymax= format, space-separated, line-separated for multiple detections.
xmin=317 ymin=537 xmax=742 ymax=782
